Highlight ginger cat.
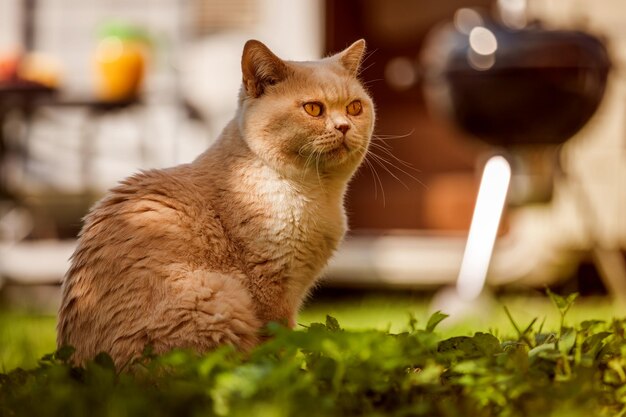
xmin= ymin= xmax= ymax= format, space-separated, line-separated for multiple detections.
xmin=57 ymin=39 xmax=375 ymax=367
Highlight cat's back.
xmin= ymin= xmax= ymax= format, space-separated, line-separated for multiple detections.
xmin=75 ymin=166 xmax=213 ymax=271
xmin=57 ymin=165 xmax=233 ymax=358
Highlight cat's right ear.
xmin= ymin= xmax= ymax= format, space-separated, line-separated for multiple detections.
xmin=337 ymin=39 xmax=367 ymax=76
xmin=242 ymin=40 xmax=288 ymax=98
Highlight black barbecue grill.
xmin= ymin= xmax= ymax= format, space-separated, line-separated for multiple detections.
xmin=422 ymin=13 xmax=611 ymax=147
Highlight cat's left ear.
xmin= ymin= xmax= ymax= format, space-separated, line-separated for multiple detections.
xmin=336 ymin=39 xmax=367 ymax=76
xmin=242 ymin=40 xmax=289 ymax=98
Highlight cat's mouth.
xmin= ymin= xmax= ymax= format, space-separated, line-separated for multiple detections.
xmin=322 ymin=142 xmax=349 ymax=154
xmin=318 ymin=142 xmax=351 ymax=161
xmin=296 ymin=137 xmax=355 ymax=167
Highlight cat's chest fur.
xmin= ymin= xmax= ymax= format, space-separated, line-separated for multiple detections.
xmin=220 ymin=162 xmax=345 ymax=318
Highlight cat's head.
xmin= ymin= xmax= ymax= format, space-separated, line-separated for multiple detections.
xmin=237 ymin=39 xmax=375 ymax=181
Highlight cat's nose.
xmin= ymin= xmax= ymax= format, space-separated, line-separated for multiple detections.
xmin=335 ymin=123 xmax=350 ymax=135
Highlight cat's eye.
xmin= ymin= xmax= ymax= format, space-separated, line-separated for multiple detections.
xmin=303 ymin=102 xmax=324 ymax=117
xmin=346 ymin=100 xmax=362 ymax=116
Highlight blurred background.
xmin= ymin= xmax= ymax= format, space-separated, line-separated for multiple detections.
xmin=1 ymin=0 xmax=625 ymax=369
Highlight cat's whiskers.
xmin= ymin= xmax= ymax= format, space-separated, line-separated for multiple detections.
xmin=298 ymin=142 xmax=317 ymax=181
xmin=298 ymin=142 xmax=316 ymax=180
xmin=297 ymin=141 xmax=312 ymax=157
xmin=301 ymin=153 xmax=313 ymax=180
xmin=372 ymin=129 xmax=415 ymax=140
xmin=369 ymin=131 xmax=426 ymax=186
xmin=366 ymin=151 xmax=410 ymax=189
xmin=354 ymin=143 xmax=386 ymax=205
xmin=368 ymin=142 xmax=423 ymax=181
xmin=351 ymin=132 xmax=426 ymax=203
xmin=314 ymin=150 xmax=325 ymax=191
xmin=370 ymin=146 xmax=429 ymax=190
xmin=361 ymin=78 xmax=384 ymax=88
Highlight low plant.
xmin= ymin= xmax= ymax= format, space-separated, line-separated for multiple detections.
xmin=1 ymin=293 xmax=625 ymax=417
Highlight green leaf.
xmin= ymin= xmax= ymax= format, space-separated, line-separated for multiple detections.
xmin=472 ymin=332 xmax=502 ymax=356
xmin=503 ymin=306 xmax=522 ymax=337
xmin=503 ymin=306 xmax=536 ymax=345
xmin=93 ymin=352 xmax=116 ymax=372
xmin=582 ymin=332 xmax=612 ymax=356
xmin=580 ymin=320 xmax=605 ymax=331
xmin=426 ymin=311 xmax=449 ymax=333
xmin=407 ymin=363 xmax=443 ymax=385
xmin=535 ymin=332 xmax=557 ymax=346
xmin=438 ymin=336 xmax=482 ymax=360
xmin=39 ymin=353 xmax=54 ymax=363
xmin=408 ymin=313 xmax=418 ymax=332
xmin=141 ymin=344 xmax=155 ymax=359
xmin=528 ymin=343 xmax=561 ymax=361
xmin=308 ymin=322 xmax=327 ymax=332
xmin=325 ymin=315 xmax=341 ymax=332
xmin=2 ymin=298 xmax=626 ymax=417
xmin=546 ymin=289 xmax=578 ymax=316
xmin=54 ymin=346 xmax=76 ymax=362
xmin=558 ymin=328 xmax=577 ymax=354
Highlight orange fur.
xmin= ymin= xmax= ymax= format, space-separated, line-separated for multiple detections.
xmin=57 ymin=39 xmax=375 ymax=367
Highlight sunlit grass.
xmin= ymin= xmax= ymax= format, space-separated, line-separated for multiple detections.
xmin=0 ymin=310 xmax=57 ymax=372
xmin=299 ymin=293 xmax=623 ymax=335
xmin=1 ymin=292 xmax=623 ymax=371
xmin=299 ymin=293 xmax=431 ymax=332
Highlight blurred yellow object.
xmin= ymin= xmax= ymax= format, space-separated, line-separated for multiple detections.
xmin=94 ymin=36 xmax=146 ymax=101
xmin=19 ymin=52 xmax=63 ymax=88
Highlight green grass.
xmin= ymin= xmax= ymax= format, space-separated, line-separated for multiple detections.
xmin=1 ymin=292 xmax=625 ymax=417
xmin=1 ymin=292 xmax=623 ymax=371
xmin=0 ymin=310 xmax=57 ymax=372
xmin=299 ymin=292 xmax=621 ymax=333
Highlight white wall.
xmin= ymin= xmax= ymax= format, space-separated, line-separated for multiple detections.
xmin=0 ymin=0 xmax=21 ymax=51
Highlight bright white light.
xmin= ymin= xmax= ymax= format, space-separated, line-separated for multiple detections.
xmin=469 ymin=27 xmax=498 ymax=56
xmin=456 ymin=156 xmax=511 ymax=300
xmin=498 ymin=0 xmax=528 ymax=28
xmin=498 ymin=0 xmax=527 ymax=13
xmin=454 ymin=8 xmax=483 ymax=35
